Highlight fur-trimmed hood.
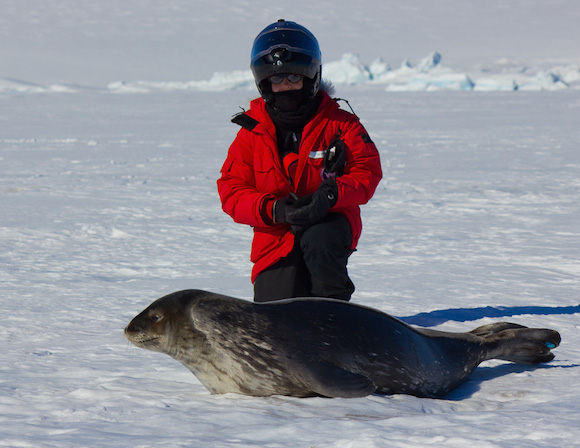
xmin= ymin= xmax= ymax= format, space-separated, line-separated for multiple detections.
xmin=320 ymin=78 xmax=336 ymax=97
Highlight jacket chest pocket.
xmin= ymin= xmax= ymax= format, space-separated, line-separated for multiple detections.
xmin=307 ymin=147 xmax=326 ymax=169
xmin=292 ymin=147 xmax=326 ymax=195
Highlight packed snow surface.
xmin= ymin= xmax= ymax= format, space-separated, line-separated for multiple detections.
xmin=2 ymin=1 xmax=580 ymax=447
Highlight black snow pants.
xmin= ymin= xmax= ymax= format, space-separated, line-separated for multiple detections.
xmin=253 ymin=213 xmax=355 ymax=302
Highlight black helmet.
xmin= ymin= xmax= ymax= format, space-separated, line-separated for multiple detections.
xmin=250 ymin=19 xmax=322 ymax=100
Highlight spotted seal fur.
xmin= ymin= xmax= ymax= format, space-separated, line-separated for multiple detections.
xmin=125 ymin=289 xmax=560 ymax=398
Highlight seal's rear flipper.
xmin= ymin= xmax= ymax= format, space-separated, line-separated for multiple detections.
xmin=301 ymin=362 xmax=376 ymax=398
xmin=484 ymin=328 xmax=561 ymax=364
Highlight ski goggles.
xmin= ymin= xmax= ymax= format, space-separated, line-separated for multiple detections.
xmin=269 ymin=74 xmax=304 ymax=84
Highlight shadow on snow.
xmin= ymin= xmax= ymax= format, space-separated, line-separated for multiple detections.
xmin=399 ymin=304 xmax=580 ymax=327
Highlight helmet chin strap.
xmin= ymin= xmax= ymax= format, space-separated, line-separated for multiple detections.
xmin=303 ymin=73 xmax=320 ymax=99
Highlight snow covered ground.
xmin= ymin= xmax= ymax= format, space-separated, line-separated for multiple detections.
xmin=2 ymin=1 xmax=580 ymax=447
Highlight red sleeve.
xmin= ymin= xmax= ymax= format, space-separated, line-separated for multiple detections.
xmin=333 ymin=117 xmax=383 ymax=209
xmin=217 ymin=130 xmax=276 ymax=227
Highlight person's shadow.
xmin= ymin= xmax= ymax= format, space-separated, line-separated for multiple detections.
xmin=397 ymin=304 xmax=579 ymax=400
xmin=399 ymin=304 xmax=580 ymax=327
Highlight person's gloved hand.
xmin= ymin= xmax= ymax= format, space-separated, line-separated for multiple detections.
xmin=272 ymin=195 xmax=297 ymax=224
xmin=285 ymin=179 xmax=338 ymax=227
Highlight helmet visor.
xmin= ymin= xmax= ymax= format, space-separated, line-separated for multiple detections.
xmin=252 ymin=51 xmax=319 ymax=84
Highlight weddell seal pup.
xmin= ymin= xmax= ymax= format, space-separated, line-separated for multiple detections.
xmin=124 ymin=289 xmax=561 ymax=398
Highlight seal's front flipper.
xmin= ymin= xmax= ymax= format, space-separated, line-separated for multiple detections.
xmin=301 ymin=362 xmax=376 ymax=398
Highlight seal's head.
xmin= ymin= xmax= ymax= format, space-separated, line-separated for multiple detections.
xmin=124 ymin=290 xmax=203 ymax=356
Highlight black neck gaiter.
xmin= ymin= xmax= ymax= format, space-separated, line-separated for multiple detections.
xmin=266 ymin=90 xmax=321 ymax=132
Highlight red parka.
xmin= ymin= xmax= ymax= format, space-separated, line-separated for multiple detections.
xmin=217 ymin=91 xmax=382 ymax=282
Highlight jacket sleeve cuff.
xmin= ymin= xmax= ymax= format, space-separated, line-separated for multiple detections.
xmin=259 ymin=197 xmax=276 ymax=226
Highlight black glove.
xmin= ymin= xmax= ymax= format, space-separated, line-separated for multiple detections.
xmin=272 ymin=196 xmax=297 ymax=224
xmin=285 ymin=179 xmax=338 ymax=227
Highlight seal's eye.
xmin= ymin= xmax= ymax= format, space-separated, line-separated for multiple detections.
xmin=150 ymin=314 xmax=163 ymax=323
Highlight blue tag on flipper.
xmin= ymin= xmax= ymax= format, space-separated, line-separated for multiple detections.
xmin=545 ymin=342 xmax=556 ymax=349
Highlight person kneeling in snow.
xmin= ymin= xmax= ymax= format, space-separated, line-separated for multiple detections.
xmin=217 ymin=19 xmax=382 ymax=302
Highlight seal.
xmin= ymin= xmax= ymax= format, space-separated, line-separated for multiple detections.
xmin=125 ymin=289 xmax=561 ymax=398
